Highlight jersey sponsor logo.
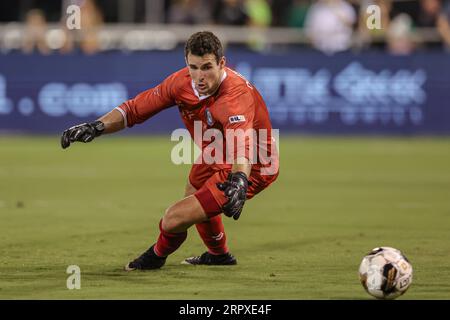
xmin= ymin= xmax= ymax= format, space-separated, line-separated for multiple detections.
xmin=229 ymin=115 xmax=246 ymax=124
xmin=205 ymin=108 xmax=215 ymax=126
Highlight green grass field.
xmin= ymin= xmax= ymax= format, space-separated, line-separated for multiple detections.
xmin=0 ymin=136 xmax=449 ymax=299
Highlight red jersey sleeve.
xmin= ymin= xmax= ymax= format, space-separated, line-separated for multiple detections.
xmin=116 ymin=72 xmax=178 ymax=127
xmin=213 ymin=87 xmax=256 ymax=163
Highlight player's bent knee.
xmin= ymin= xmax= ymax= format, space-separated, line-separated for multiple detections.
xmin=161 ymin=208 xmax=180 ymax=232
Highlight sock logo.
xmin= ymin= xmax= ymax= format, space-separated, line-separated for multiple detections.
xmin=212 ymin=232 xmax=224 ymax=241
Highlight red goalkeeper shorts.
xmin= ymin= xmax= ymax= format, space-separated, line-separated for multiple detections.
xmin=189 ymin=164 xmax=279 ymax=218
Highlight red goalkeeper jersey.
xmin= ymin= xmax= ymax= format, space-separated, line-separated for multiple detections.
xmin=116 ymin=67 xmax=279 ymax=177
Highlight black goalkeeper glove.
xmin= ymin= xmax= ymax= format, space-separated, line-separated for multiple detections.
xmin=217 ymin=171 xmax=250 ymax=220
xmin=61 ymin=120 xmax=105 ymax=149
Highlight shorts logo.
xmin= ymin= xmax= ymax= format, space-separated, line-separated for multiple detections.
xmin=229 ymin=115 xmax=246 ymax=124
xmin=205 ymin=108 xmax=215 ymax=126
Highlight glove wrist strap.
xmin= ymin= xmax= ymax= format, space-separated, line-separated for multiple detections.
xmin=90 ymin=120 xmax=105 ymax=137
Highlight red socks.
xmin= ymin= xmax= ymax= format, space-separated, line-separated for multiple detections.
xmin=195 ymin=215 xmax=229 ymax=255
xmin=154 ymin=220 xmax=187 ymax=257
xmin=153 ymin=216 xmax=229 ymax=257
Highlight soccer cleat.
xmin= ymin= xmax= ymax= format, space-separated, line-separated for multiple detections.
xmin=124 ymin=245 xmax=166 ymax=271
xmin=181 ymin=252 xmax=237 ymax=266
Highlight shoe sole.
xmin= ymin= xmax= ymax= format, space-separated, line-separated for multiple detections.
xmin=180 ymin=258 xmax=237 ymax=266
xmin=124 ymin=262 xmax=166 ymax=271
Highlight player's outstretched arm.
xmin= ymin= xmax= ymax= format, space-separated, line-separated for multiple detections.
xmin=61 ymin=108 xmax=125 ymax=149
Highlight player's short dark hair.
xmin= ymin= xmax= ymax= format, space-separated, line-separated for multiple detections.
xmin=185 ymin=31 xmax=224 ymax=64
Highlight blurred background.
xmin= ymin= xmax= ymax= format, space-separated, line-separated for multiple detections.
xmin=0 ymin=0 xmax=449 ymax=134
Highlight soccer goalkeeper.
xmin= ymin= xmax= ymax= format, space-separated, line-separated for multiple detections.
xmin=61 ymin=31 xmax=279 ymax=270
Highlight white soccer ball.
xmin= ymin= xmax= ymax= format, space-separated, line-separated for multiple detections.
xmin=358 ymin=246 xmax=413 ymax=299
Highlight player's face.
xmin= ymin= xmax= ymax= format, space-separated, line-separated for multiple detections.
xmin=186 ymin=53 xmax=225 ymax=96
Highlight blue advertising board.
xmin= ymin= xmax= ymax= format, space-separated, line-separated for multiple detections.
xmin=0 ymin=50 xmax=449 ymax=134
